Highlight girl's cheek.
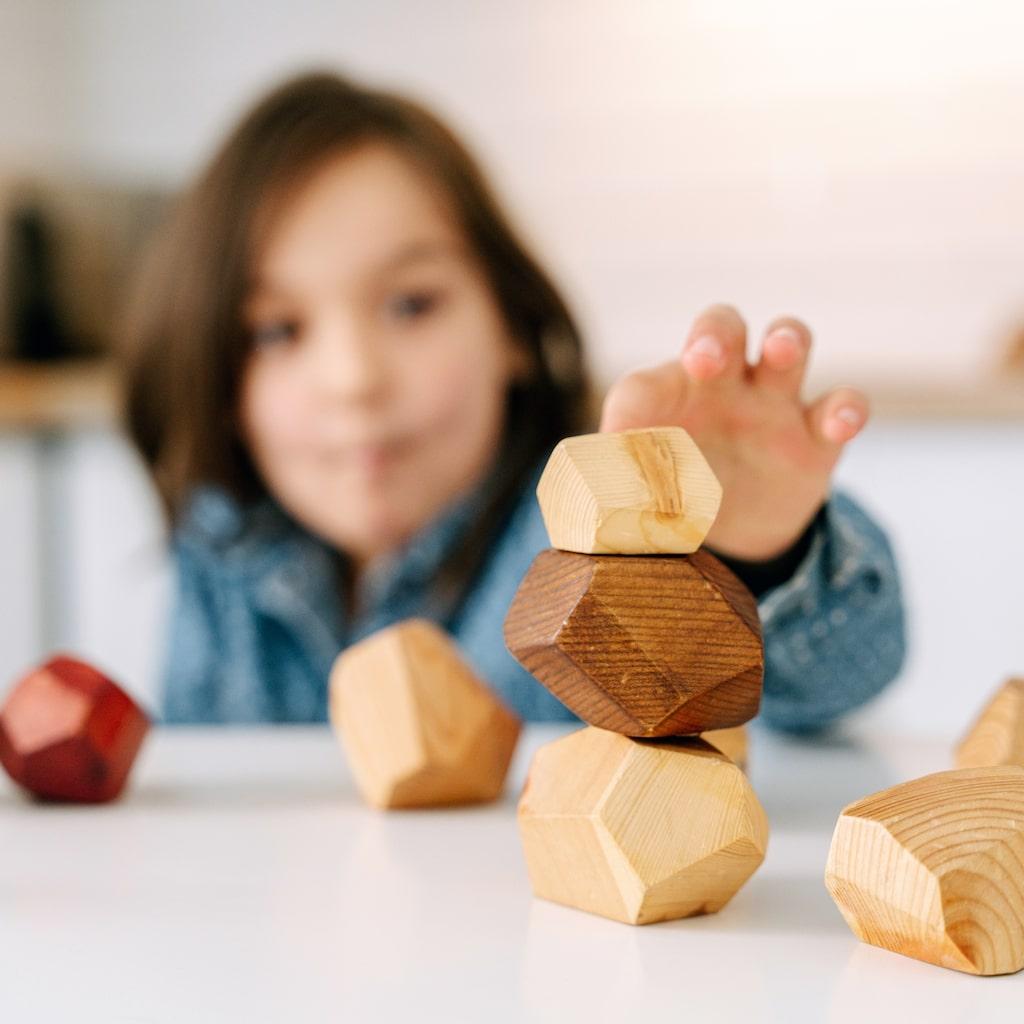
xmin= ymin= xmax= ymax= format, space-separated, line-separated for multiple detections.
xmin=242 ymin=365 xmax=308 ymax=449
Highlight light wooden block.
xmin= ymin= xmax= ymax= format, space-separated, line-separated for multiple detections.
xmin=956 ymin=677 xmax=1024 ymax=769
xmin=518 ymin=727 xmax=768 ymax=925
xmin=703 ymin=725 xmax=749 ymax=771
xmin=825 ymin=766 xmax=1024 ymax=975
xmin=504 ymin=548 xmax=763 ymax=736
xmin=329 ymin=619 xmax=521 ymax=809
xmin=536 ymin=428 xmax=722 ymax=555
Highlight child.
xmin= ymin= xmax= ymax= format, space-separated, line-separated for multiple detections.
xmin=123 ymin=71 xmax=905 ymax=731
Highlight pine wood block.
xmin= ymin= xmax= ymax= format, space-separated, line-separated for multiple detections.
xmin=504 ymin=548 xmax=763 ymax=736
xmin=518 ymin=727 xmax=768 ymax=925
xmin=536 ymin=428 xmax=723 ymax=555
xmin=329 ymin=619 xmax=521 ymax=809
xmin=825 ymin=766 xmax=1024 ymax=975
xmin=0 ymin=654 xmax=149 ymax=803
xmin=703 ymin=725 xmax=748 ymax=770
xmin=956 ymin=677 xmax=1024 ymax=769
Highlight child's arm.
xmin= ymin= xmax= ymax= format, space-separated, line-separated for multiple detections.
xmin=598 ymin=304 xmax=905 ymax=730
xmin=752 ymin=491 xmax=905 ymax=732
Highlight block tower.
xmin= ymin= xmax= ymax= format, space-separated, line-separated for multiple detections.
xmin=505 ymin=427 xmax=769 ymax=925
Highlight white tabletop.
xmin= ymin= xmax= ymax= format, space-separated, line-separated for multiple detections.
xmin=1 ymin=724 xmax=1020 ymax=1023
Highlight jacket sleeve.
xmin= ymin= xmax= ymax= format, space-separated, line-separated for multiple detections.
xmin=161 ymin=539 xmax=222 ymax=724
xmin=756 ymin=490 xmax=907 ymax=733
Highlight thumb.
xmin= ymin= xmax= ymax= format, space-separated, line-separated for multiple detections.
xmin=599 ymin=361 xmax=690 ymax=432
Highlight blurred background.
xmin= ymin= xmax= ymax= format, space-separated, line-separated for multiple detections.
xmin=1 ymin=0 xmax=1022 ymax=738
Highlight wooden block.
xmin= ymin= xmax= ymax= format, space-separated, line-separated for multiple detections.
xmin=0 ymin=655 xmax=149 ymax=802
xmin=518 ymin=727 xmax=768 ymax=925
xmin=956 ymin=677 xmax=1024 ymax=769
xmin=329 ymin=619 xmax=521 ymax=809
xmin=504 ymin=548 xmax=763 ymax=736
xmin=825 ymin=766 xmax=1024 ymax=975
xmin=703 ymin=725 xmax=748 ymax=771
xmin=536 ymin=428 xmax=722 ymax=554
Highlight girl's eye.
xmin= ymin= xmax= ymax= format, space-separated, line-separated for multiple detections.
xmin=386 ymin=290 xmax=441 ymax=322
xmin=250 ymin=319 xmax=299 ymax=349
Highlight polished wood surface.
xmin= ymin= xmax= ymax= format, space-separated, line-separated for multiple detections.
xmin=504 ymin=548 xmax=763 ymax=737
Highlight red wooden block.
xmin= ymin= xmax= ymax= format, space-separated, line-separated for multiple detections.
xmin=0 ymin=655 xmax=150 ymax=802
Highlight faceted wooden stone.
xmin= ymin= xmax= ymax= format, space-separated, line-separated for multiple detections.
xmin=518 ymin=727 xmax=769 ymax=925
xmin=536 ymin=428 xmax=722 ymax=555
xmin=825 ymin=766 xmax=1024 ymax=975
xmin=329 ymin=619 xmax=521 ymax=809
xmin=956 ymin=677 xmax=1024 ymax=769
xmin=0 ymin=654 xmax=150 ymax=803
xmin=703 ymin=725 xmax=749 ymax=771
xmin=504 ymin=548 xmax=763 ymax=737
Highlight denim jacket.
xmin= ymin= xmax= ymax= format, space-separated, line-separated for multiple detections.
xmin=163 ymin=462 xmax=906 ymax=732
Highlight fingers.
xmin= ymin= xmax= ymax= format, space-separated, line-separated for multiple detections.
xmin=680 ymin=304 xmax=748 ymax=384
xmin=806 ymin=386 xmax=870 ymax=448
xmin=753 ymin=316 xmax=812 ymax=397
xmin=600 ymin=360 xmax=690 ymax=432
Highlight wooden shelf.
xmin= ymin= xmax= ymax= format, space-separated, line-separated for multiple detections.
xmin=0 ymin=361 xmax=1021 ymax=433
xmin=807 ymin=375 xmax=1024 ymax=422
xmin=0 ymin=360 xmax=120 ymax=430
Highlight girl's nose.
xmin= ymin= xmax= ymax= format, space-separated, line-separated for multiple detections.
xmin=304 ymin=314 xmax=387 ymax=405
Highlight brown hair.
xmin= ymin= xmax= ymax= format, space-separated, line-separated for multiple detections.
xmin=123 ymin=71 xmax=591 ymax=610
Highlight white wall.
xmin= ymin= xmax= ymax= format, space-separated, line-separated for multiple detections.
xmin=37 ymin=0 xmax=1024 ymax=383
xmin=836 ymin=422 xmax=1024 ymax=739
xmin=0 ymin=437 xmax=42 ymax=675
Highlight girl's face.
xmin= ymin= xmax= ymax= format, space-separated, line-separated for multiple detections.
xmin=239 ymin=143 xmax=523 ymax=566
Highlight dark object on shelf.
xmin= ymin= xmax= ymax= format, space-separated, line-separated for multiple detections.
xmin=5 ymin=203 xmax=75 ymax=361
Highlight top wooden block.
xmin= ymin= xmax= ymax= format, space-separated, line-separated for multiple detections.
xmin=536 ymin=428 xmax=722 ymax=555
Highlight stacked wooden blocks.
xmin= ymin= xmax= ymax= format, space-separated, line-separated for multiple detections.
xmin=505 ymin=427 xmax=768 ymax=925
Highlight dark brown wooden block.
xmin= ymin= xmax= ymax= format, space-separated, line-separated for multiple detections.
xmin=504 ymin=549 xmax=763 ymax=737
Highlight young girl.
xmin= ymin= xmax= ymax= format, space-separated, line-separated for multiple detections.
xmin=124 ymin=71 xmax=905 ymax=731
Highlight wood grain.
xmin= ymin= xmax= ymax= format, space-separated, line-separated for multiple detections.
xmin=702 ymin=725 xmax=749 ymax=771
xmin=518 ymin=727 xmax=769 ymax=925
xmin=956 ymin=677 xmax=1024 ymax=769
xmin=535 ymin=428 xmax=722 ymax=554
xmin=504 ymin=548 xmax=763 ymax=736
xmin=329 ymin=619 xmax=521 ymax=809
xmin=825 ymin=766 xmax=1024 ymax=975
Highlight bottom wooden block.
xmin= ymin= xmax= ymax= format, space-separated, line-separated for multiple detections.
xmin=826 ymin=766 xmax=1024 ymax=975
xmin=702 ymin=725 xmax=748 ymax=771
xmin=329 ymin=619 xmax=521 ymax=809
xmin=517 ymin=727 xmax=768 ymax=925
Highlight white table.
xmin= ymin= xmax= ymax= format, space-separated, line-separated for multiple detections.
xmin=1 ymin=725 xmax=1020 ymax=1023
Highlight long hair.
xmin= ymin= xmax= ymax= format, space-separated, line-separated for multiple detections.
xmin=123 ymin=71 xmax=591 ymax=609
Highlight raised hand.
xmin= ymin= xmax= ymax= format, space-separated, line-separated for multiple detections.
xmin=600 ymin=304 xmax=868 ymax=562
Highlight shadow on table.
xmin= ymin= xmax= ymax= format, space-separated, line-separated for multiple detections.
xmin=750 ymin=729 xmax=898 ymax=831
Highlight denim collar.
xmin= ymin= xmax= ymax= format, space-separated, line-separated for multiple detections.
xmin=177 ymin=466 xmax=502 ymax=665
